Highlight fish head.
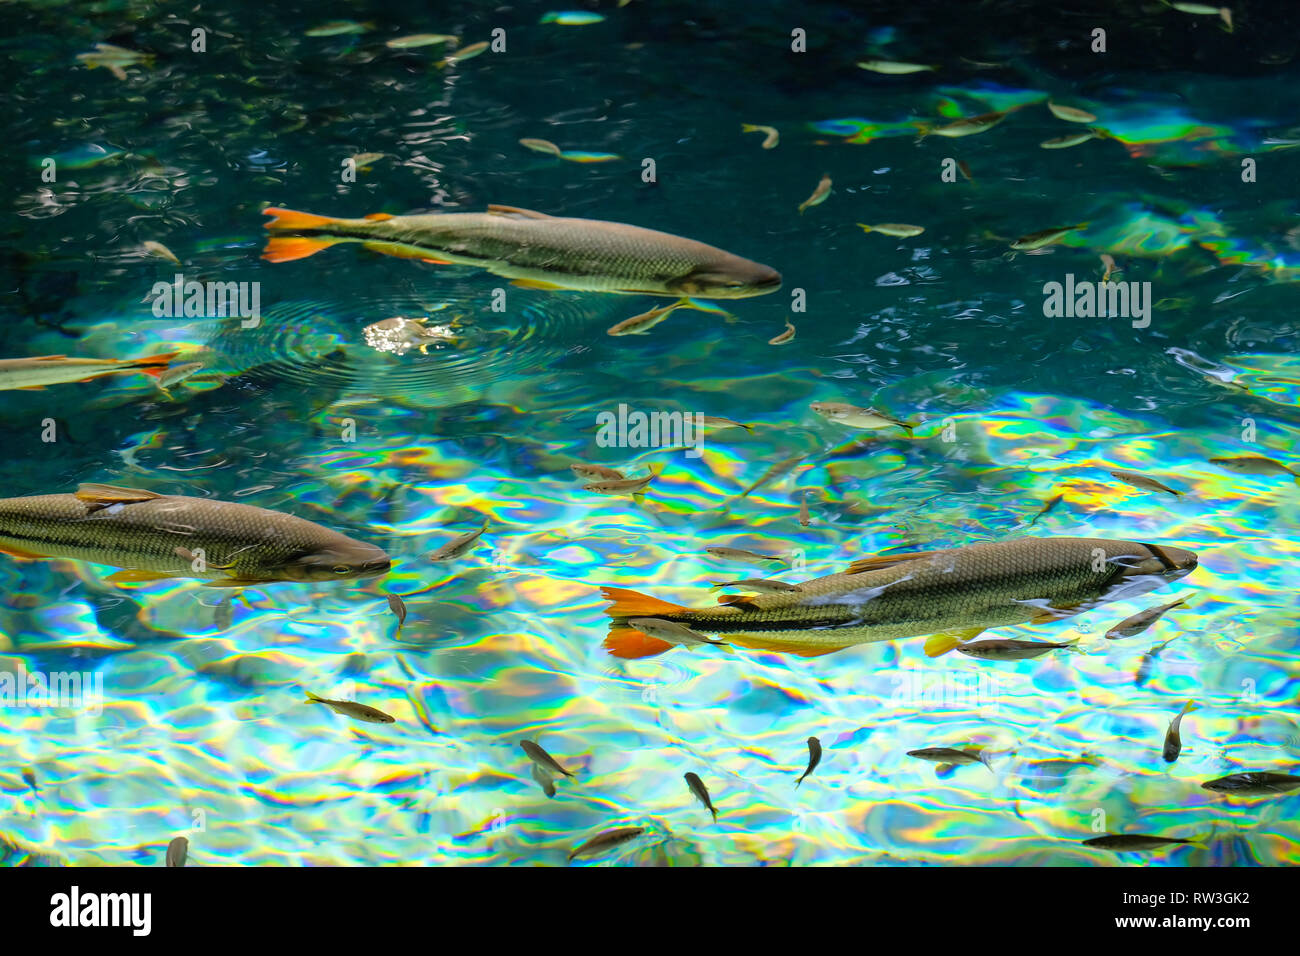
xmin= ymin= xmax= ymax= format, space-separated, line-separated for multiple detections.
xmin=1124 ymin=542 xmax=1198 ymax=580
xmin=279 ymin=541 xmax=392 ymax=582
xmin=668 ymin=258 xmax=782 ymax=298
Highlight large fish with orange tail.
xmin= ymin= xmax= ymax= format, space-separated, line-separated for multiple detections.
xmin=262 ymin=205 xmax=782 ymax=298
xmin=0 ymin=352 xmax=179 ymax=391
xmin=600 ymin=537 xmax=1197 ymax=659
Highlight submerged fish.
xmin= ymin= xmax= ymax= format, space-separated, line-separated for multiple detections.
xmin=305 ymin=20 xmax=371 ymax=37
xmin=700 ymin=415 xmax=753 ymax=432
xmin=926 ymin=109 xmax=1014 ymax=138
xmin=601 ymin=537 xmax=1197 ymax=659
xmin=1028 ymin=493 xmax=1065 ymax=526
xmin=739 ymin=454 xmax=805 ymax=497
xmin=571 ymin=463 xmax=625 ymax=482
xmin=582 ymin=465 xmax=661 ymax=501
xmin=705 ymin=546 xmax=788 ymax=569
xmin=627 ymin=617 xmax=728 ymax=648
xmin=607 ymin=301 xmax=687 ymax=336
xmin=797 ymin=174 xmax=832 ymax=214
xmin=142 ymin=240 xmax=181 ymax=264
xmin=929 ymin=635 xmax=1080 ymax=660
xmin=520 ymin=138 xmax=563 ymax=156
xmin=796 ymin=737 xmax=822 ymax=787
xmin=768 ymin=320 xmax=796 ymax=345
xmin=1040 ymin=130 xmax=1101 ymax=149
xmin=856 ymin=223 xmax=925 ymax=238
xmin=1209 ymin=455 xmax=1298 ymax=482
xmin=305 ymin=690 xmax=396 ymax=724
xmin=1163 ymin=700 xmax=1198 ymax=763
xmin=436 ymin=40 xmax=488 ymax=67
xmin=798 ymin=492 xmax=811 ymax=528
xmin=1046 ymin=101 xmax=1097 ymax=123
xmin=531 ymin=763 xmax=557 ymax=798
xmin=811 ymin=401 xmax=916 ymax=434
xmin=684 ymin=772 xmax=718 ymax=822
xmin=1106 ymin=597 xmax=1186 ymax=639
xmin=741 ymin=124 xmax=780 ymax=149
xmin=568 ymin=826 xmax=646 ymax=860
xmin=1109 ymin=469 xmax=1183 ymax=497
xmin=1011 ymin=224 xmax=1086 ymax=250
xmin=386 ymin=593 xmax=408 ymax=634
xmin=1082 ymin=833 xmax=1201 ymax=852
xmin=907 ymin=747 xmax=991 ymax=774
xmin=0 ymin=352 xmax=178 ymax=391
xmin=386 ymin=33 xmax=458 ymax=49
xmin=1135 ymin=633 xmax=1181 ymax=686
xmin=165 ymin=836 xmax=188 ymax=867
xmin=426 ymin=519 xmax=488 ymax=561
xmin=520 ymin=740 xmax=576 ymax=778
xmin=263 ymin=205 xmax=781 ymax=298
xmin=857 ymin=60 xmax=934 ymax=74
xmin=1201 ymin=771 xmax=1300 ymax=795
xmin=0 ymin=484 xmax=390 ymax=586
xmin=708 ymin=578 xmax=802 ymax=595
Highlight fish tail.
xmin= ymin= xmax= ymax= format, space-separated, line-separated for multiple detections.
xmin=304 ymin=690 xmax=324 ymax=703
xmin=646 ymin=462 xmax=664 ymax=479
xmin=262 ymin=207 xmax=348 ymax=262
xmin=1182 ymin=699 xmax=1199 ymax=715
xmin=856 ymin=223 xmax=873 ymax=233
xmin=923 ymin=633 xmax=964 ymax=657
xmin=901 ymin=421 xmax=917 ymax=436
xmin=601 ymin=586 xmax=688 ymax=620
xmin=603 ymin=625 xmax=675 ymax=659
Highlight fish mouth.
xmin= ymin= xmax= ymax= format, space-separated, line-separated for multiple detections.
xmin=354 ymin=556 xmax=392 ymax=579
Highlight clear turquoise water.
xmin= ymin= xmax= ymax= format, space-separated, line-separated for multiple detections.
xmin=2 ymin=1 xmax=1299 ymax=866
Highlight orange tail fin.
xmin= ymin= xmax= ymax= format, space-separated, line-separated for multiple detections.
xmin=599 ymin=586 xmax=688 ymax=619
xmin=263 ymin=237 xmax=342 ymax=262
xmin=262 ymin=207 xmax=338 ymax=231
xmin=132 ymin=351 xmax=181 ymax=378
xmin=603 ymin=626 xmax=675 ymax=659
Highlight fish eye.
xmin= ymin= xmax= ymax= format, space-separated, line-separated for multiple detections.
xmin=332 ymin=565 xmax=351 ymax=574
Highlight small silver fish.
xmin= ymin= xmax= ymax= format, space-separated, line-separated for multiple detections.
xmin=768 ymin=320 xmax=796 ymax=345
xmin=1209 ymin=456 xmax=1298 ymax=482
xmin=628 ymin=617 xmax=729 ymax=648
xmin=386 ymin=593 xmax=407 ymax=634
xmin=1028 ymin=492 xmax=1064 ymax=526
xmin=955 ymin=637 xmax=1079 ymax=661
xmin=798 ymin=492 xmax=810 ymax=528
xmin=906 ymin=747 xmax=992 ymax=774
xmin=708 ymin=578 xmax=802 ymax=594
xmin=856 ymin=223 xmax=925 ymax=238
xmin=571 ymin=463 xmax=625 ymax=481
xmin=700 ymin=415 xmax=753 ymax=432
xmin=165 ymin=836 xmax=188 ymax=867
xmin=1046 ymin=101 xmax=1097 ymax=123
xmin=305 ymin=690 xmax=396 ymax=724
xmin=520 ymin=739 xmax=576 ymax=778
xmin=1163 ymin=700 xmax=1198 ymax=763
xmin=1201 ymin=772 xmax=1300 ymax=795
xmin=797 ymin=174 xmax=832 ymax=214
xmin=796 ymin=736 xmax=822 ymax=788
xmin=1083 ymin=833 xmax=1201 ymax=852
xmin=568 ymin=825 xmax=647 ymax=861
xmin=810 ymin=401 xmax=916 ymax=434
xmin=1109 ymin=469 xmax=1183 ymax=497
xmin=427 ymin=519 xmax=488 ymax=561
xmin=531 ymin=762 xmax=557 ymax=798
xmin=582 ymin=468 xmax=659 ymax=499
xmin=684 ymin=771 xmax=718 ymax=822
xmin=704 ymin=546 xmax=788 ymax=568
xmin=1106 ymin=598 xmax=1186 ymax=640
xmin=1010 ymin=224 xmax=1086 ymax=250
xmin=741 ymin=124 xmax=780 ymax=149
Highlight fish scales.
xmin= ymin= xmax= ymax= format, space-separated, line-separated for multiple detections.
xmin=611 ymin=537 xmax=1194 ymax=649
xmin=0 ymin=492 xmax=373 ymax=580
xmin=266 ymin=207 xmax=780 ymax=296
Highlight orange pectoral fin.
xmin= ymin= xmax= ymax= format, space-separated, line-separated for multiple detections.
xmin=106 ymin=569 xmax=182 ymax=584
xmin=263 ymin=236 xmax=341 ymax=263
xmin=262 ymin=207 xmax=339 ymax=231
xmin=600 ymin=586 xmax=689 ymax=619
xmin=510 ymin=278 xmax=567 ymax=290
xmin=0 ymin=543 xmax=49 ymax=561
xmin=604 ymin=626 xmax=674 ymax=659
xmin=132 ymin=351 xmax=182 ymax=378
xmin=727 ymin=634 xmax=851 ymax=658
xmin=364 ymin=213 xmax=395 ymax=221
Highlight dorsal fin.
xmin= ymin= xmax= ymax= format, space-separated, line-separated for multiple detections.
xmin=75 ymin=483 xmax=164 ymax=505
xmin=846 ymin=550 xmax=940 ymax=575
xmin=486 ymin=204 xmax=554 ymax=220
